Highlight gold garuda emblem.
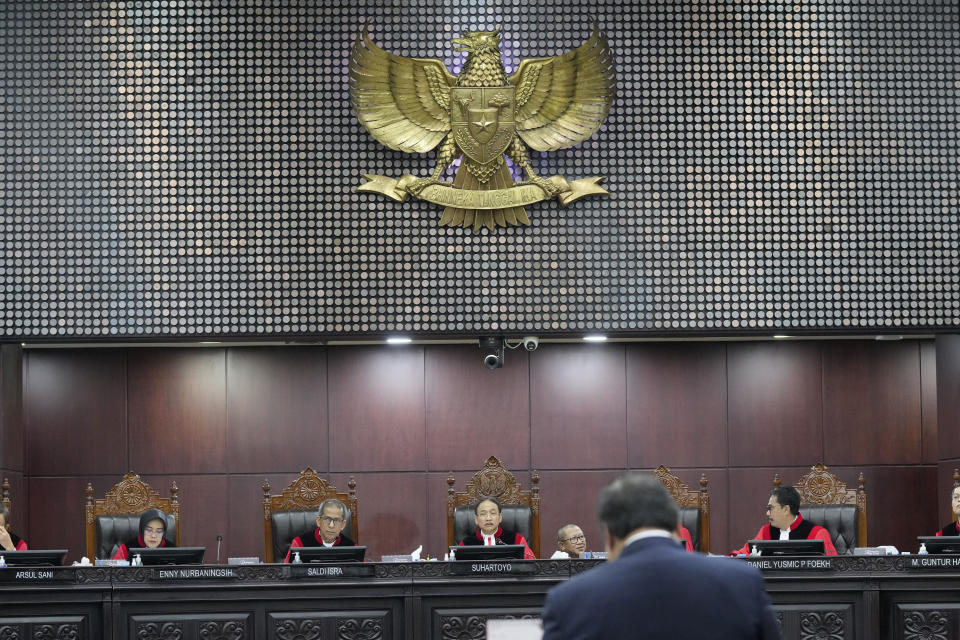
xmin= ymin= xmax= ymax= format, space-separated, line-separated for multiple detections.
xmin=350 ymin=26 xmax=616 ymax=231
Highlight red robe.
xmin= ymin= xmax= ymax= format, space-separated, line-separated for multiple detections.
xmin=3 ymin=531 xmax=27 ymax=551
xmin=284 ymin=529 xmax=356 ymax=563
xmin=732 ymin=514 xmax=838 ymax=556
xmin=459 ymin=526 xmax=536 ymax=559
xmin=679 ymin=525 xmax=693 ymax=552
xmin=936 ymin=521 xmax=959 ymax=536
xmin=112 ymin=536 xmax=168 ymax=561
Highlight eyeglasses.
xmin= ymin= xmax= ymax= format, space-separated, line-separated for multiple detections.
xmin=144 ymin=527 xmax=165 ymax=535
xmin=562 ymin=534 xmax=586 ymax=543
xmin=318 ymin=516 xmax=343 ymax=526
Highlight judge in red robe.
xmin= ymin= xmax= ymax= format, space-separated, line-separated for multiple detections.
xmin=935 ymin=486 xmax=960 ymax=536
xmin=458 ymin=497 xmax=536 ymax=559
xmin=112 ymin=508 xmax=174 ymax=560
xmin=732 ymin=486 xmax=838 ymax=556
xmin=0 ymin=504 xmax=27 ymax=551
xmin=285 ymin=498 xmax=356 ymax=563
xmin=678 ymin=525 xmax=694 ymax=552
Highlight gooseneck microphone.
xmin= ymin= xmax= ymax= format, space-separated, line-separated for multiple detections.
xmin=216 ymin=535 xmax=223 ymax=564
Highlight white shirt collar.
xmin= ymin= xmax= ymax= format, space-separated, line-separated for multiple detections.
xmin=482 ymin=532 xmax=497 ymax=545
xmin=779 ymin=515 xmax=799 ymax=540
xmin=623 ymin=529 xmax=674 ymax=548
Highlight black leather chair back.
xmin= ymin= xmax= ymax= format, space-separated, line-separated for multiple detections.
xmin=453 ymin=505 xmax=533 ymax=546
xmin=800 ymin=504 xmax=858 ymax=555
xmin=271 ymin=508 xmax=353 ymax=561
xmin=95 ymin=513 xmax=177 ymax=559
xmin=679 ymin=506 xmax=701 ymax=551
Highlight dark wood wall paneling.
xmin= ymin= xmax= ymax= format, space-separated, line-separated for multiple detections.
xmin=936 ymin=336 xmax=960 ymax=460
xmin=1 ymin=345 xmax=23 ymax=472
xmin=530 ymin=344 xmax=627 ymax=470
xmin=935 ymin=336 xmax=960 ymax=524
xmin=425 ymin=344 xmax=530 ymax=472
xmin=16 ymin=339 xmax=946 ymax=560
xmin=328 ymin=346 xmax=426 ymax=472
xmin=920 ymin=341 xmax=938 ymax=465
xmin=226 ymin=347 xmax=328 ymax=474
xmin=1 ymin=345 xmax=25 ymax=533
xmin=626 ymin=342 xmax=728 ymax=469
xmin=24 ymin=349 xmax=127 ymax=477
xmin=822 ymin=341 xmax=922 ymax=465
xmin=727 ymin=341 xmax=824 ymax=467
xmin=128 ymin=348 xmax=227 ymax=475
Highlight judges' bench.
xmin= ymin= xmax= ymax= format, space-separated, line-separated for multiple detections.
xmin=1 ymin=557 xmax=959 ymax=639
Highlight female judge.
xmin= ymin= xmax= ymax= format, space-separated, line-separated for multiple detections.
xmin=112 ymin=508 xmax=174 ymax=560
xmin=0 ymin=504 xmax=27 ymax=551
xmin=458 ymin=497 xmax=536 ymax=559
xmin=935 ymin=486 xmax=960 ymax=536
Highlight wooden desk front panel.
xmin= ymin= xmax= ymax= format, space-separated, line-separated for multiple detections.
xmin=1 ymin=559 xmax=959 ymax=639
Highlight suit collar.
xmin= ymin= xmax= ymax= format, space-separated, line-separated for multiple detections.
xmin=620 ymin=534 xmax=683 ymax=558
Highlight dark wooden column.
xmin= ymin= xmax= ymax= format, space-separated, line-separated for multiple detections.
xmin=936 ymin=335 xmax=960 ymax=524
xmin=0 ymin=344 xmax=24 ymax=528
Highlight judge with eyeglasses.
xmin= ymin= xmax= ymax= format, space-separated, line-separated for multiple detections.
xmin=553 ymin=524 xmax=588 ymax=558
xmin=284 ymin=498 xmax=356 ymax=563
xmin=112 ymin=508 xmax=175 ymax=560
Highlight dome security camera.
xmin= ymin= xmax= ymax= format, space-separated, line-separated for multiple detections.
xmin=522 ymin=336 xmax=539 ymax=351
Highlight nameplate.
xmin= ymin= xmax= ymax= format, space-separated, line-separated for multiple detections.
xmin=746 ymin=558 xmax=834 ymax=571
xmin=154 ymin=567 xmax=238 ymax=580
xmin=290 ymin=564 xmax=375 ymax=578
xmin=907 ymin=556 xmax=960 ymax=570
xmin=0 ymin=568 xmax=75 ymax=582
xmin=449 ymin=561 xmax=538 ymax=576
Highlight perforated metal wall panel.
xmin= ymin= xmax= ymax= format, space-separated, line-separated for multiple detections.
xmin=2 ymin=0 xmax=957 ymax=338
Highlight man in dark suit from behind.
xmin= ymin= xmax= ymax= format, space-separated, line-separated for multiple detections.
xmin=541 ymin=473 xmax=782 ymax=640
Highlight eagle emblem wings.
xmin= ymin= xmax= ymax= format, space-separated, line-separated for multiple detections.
xmin=350 ymin=27 xmax=616 ymax=231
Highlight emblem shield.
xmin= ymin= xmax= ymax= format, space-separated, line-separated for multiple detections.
xmin=451 ymin=87 xmax=515 ymax=164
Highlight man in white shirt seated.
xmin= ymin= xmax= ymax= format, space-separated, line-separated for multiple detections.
xmin=551 ymin=524 xmax=587 ymax=558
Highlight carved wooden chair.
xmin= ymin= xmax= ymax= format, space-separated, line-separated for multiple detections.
xmin=654 ymin=465 xmax=711 ymax=553
xmin=85 ymin=471 xmax=181 ymax=560
xmin=447 ymin=456 xmax=541 ymax=558
xmin=262 ymin=468 xmax=359 ymax=563
xmin=1 ymin=477 xmax=10 ymax=514
xmin=774 ymin=463 xmax=867 ymax=555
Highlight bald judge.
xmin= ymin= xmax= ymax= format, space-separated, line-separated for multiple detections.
xmin=554 ymin=524 xmax=587 ymax=558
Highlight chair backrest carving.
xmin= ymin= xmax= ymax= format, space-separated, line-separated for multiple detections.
xmin=447 ymin=456 xmax=541 ymax=558
xmin=84 ymin=471 xmax=181 ymax=560
xmin=654 ymin=465 xmax=711 ymax=553
xmin=1 ymin=477 xmax=10 ymax=514
xmin=262 ymin=468 xmax=359 ymax=563
xmin=774 ymin=463 xmax=867 ymax=554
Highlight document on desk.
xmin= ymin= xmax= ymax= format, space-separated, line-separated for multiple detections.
xmin=486 ymin=619 xmax=542 ymax=640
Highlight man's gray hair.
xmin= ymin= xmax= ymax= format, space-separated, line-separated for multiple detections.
xmin=557 ymin=524 xmax=579 ymax=541
xmin=597 ymin=473 xmax=679 ymax=539
xmin=317 ymin=498 xmax=348 ymax=519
